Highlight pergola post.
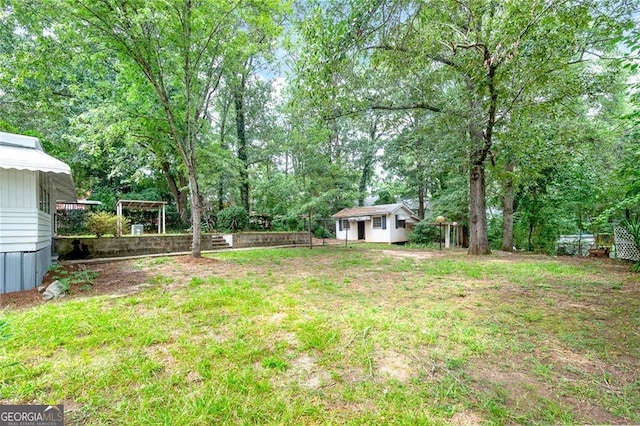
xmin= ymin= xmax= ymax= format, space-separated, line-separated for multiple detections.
xmin=445 ymin=223 xmax=451 ymax=249
xmin=116 ymin=201 xmax=122 ymax=236
xmin=116 ymin=200 xmax=167 ymax=235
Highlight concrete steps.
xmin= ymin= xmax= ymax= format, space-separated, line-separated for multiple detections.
xmin=208 ymin=235 xmax=231 ymax=250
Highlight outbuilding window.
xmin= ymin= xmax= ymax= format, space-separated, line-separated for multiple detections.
xmin=373 ymin=216 xmax=381 ymax=228
xmin=373 ymin=216 xmax=387 ymax=229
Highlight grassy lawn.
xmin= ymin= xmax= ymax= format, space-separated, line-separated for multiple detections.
xmin=1 ymin=245 xmax=639 ymax=424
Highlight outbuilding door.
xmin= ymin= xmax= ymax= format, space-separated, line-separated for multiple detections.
xmin=358 ymin=221 xmax=365 ymax=240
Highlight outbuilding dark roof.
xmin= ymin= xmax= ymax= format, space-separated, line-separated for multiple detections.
xmin=332 ymin=203 xmax=411 ymax=219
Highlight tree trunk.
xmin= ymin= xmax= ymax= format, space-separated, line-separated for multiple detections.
xmin=501 ymin=162 xmax=515 ymax=252
xmin=418 ymin=185 xmax=425 ymax=220
xmin=177 ymin=189 xmax=188 ymax=224
xmin=160 ymin=161 xmax=189 ymax=225
xmin=468 ymin=164 xmax=491 ymax=255
xmin=234 ymin=88 xmax=250 ymax=213
xmin=464 ymin=69 xmax=494 ymax=256
xmin=218 ymin=98 xmax=229 ymax=213
xmin=358 ymin=159 xmax=371 ymax=207
xmin=187 ymin=166 xmax=202 ymax=257
xmin=217 ymin=180 xmax=225 ymax=212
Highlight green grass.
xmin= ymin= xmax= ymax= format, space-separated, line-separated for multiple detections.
xmin=1 ymin=246 xmax=638 ymax=424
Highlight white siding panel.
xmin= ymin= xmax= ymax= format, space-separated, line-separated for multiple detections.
xmin=0 ymin=168 xmax=36 ymax=209
xmin=335 ymin=221 xmax=358 ymax=241
xmin=36 ymin=210 xmax=52 ymax=250
xmin=0 ymin=208 xmax=40 ymax=251
xmin=390 ymin=207 xmax=413 ymax=243
xmin=367 ymin=217 xmax=389 ymax=243
xmin=389 ymin=220 xmax=409 ymax=243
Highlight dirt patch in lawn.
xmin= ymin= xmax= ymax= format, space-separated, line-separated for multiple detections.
xmin=469 ymin=357 xmax=627 ymax=425
xmin=0 ymin=261 xmax=150 ymax=310
xmin=375 ymin=349 xmax=414 ymax=383
xmin=175 ymin=255 xmax=221 ymax=265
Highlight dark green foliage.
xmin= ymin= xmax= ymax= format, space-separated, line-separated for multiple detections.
xmin=88 ymin=186 xmax=118 ymax=213
xmin=165 ymin=203 xmax=189 ymax=231
xmin=487 ymin=216 xmax=504 ymax=251
xmin=409 ymin=221 xmax=439 ymax=245
xmin=217 ymin=206 xmax=249 ymax=232
xmin=514 ymin=213 xmax=568 ymax=255
xmin=313 ymin=223 xmax=333 ymax=239
xmin=272 ymin=215 xmax=304 ymax=231
xmin=47 ymin=264 xmax=99 ymax=293
xmin=374 ymin=190 xmax=395 ymax=205
xmin=622 ymin=217 xmax=640 ymax=249
xmin=56 ymin=209 xmax=89 ymax=235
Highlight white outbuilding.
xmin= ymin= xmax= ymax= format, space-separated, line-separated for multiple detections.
xmin=332 ymin=203 xmax=420 ymax=244
xmin=0 ymin=132 xmax=76 ymax=293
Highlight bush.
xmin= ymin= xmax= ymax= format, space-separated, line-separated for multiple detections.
xmin=272 ymin=214 xmax=304 ymax=231
xmin=85 ymin=212 xmax=122 ymax=237
xmin=313 ymin=223 xmax=333 ymax=239
xmin=217 ymin=206 xmax=249 ymax=232
xmin=409 ymin=221 xmax=440 ymax=245
xmin=56 ymin=209 xmax=88 ymax=235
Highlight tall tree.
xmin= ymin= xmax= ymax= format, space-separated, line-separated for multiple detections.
xmin=296 ymin=0 xmax=637 ymax=255
xmin=51 ymin=0 xmax=285 ymax=256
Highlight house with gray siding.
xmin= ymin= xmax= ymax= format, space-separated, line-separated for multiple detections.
xmin=0 ymin=132 xmax=75 ymax=293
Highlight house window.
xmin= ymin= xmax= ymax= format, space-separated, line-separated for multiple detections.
xmin=39 ymin=182 xmax=50 ymax=214
xmin=38 ymin=173 xmax=51 ymax=213
xmin=396 ymin=215 xmax=406 ymax=229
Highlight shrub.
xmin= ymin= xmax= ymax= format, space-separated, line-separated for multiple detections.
xmin=56 ymin=209 xmax=88 ymax=235
xmin=85 ymin=212 xmax=121 ymax=237
xmin=409 ymin=221 xmax=440 ymax=245
xmin=217 ymin=206 xmax=249 ymax=232
xmin=622 ymin=217 xmax=640 ymax=249
xmin=313 ymin=223 xmax=333 ymax=239
xmin=272 ymin=214 xmax=304 ymax=231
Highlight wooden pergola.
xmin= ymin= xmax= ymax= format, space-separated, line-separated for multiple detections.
xmin=116 ymin=199 xmax=167 ymax=236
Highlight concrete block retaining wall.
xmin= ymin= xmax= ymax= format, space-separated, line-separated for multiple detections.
xmin=55 ymin=232 xmax=310 ymax=260
xmin=224 ymin=232 xmax=309 ymax=248
xmin=55 ymin=234 xmax=228 ymax=260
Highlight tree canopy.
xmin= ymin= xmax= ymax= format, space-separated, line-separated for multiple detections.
xmin=1 ymin=0 xmax=638 ymax=256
